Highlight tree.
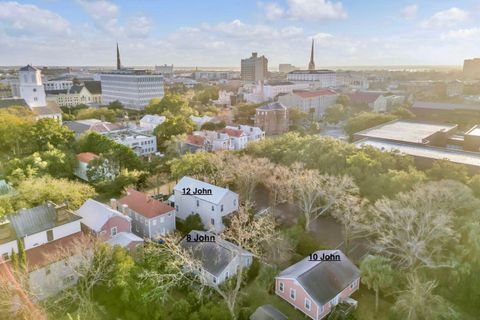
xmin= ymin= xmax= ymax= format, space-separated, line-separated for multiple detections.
xmin=427 ymin=159 xmax=469 ymax=183
xmin=360 ymin=255 xmax=394 ymax=312
xmin=263 ymin=164 xmax=294 ymax=206
xmin=344 ymin=112 xmax=397 ymax=139
xmin=323 ymin=104 xmax=347 ymax=124
xmin=169 ymin=152 xmax=218 ymax=182
xmin=139 ymin=205 xmax=279 ymax=319
xmin=293 ymin=168 xmax=358 ymax=231
xmin=393 ymin=274 xmax=457 ymax=320
xmin=14 ymin=176 xmax=96 ymax=210
xmin=31 ymin=118 xmax=75 ymax=151
xmin=76 ymin=108 xmax=117 ymax=122
xmin=288 ymin=107 xmax=308 ymax=131
xmin=233 ymin=103 xmax=259 ymax=125
xmin=146 ymin=94 xmax=192 ymax=116
xmin=154 ymin=112 xmax=195 ymax=148
xmin=391 ymin=106 xmax=415 ymax=119
xmin=0 ymin=108 xmax=35 ymax=156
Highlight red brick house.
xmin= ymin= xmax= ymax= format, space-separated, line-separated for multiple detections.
xmin=275 ymin=250 xmax=360 ymax=320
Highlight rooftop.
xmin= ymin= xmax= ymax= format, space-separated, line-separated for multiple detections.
xmin=219 ymin=127 xmax=244 ymax=137
xmin=118 ymin=189 xmax=174 ymax=219
xmin=185 ymin=134 xmax=206 ymax=146
xmin=106 ymin=232 xmax=143 ymax=248
xmin=76 ymin=152 xmax=99 ymax=163
xmin=256 ymin=102 xmax=287 ymax=111
xmin=9 ymin=203 xmax=81 ymax=238
xmin=277 ymin=250 xmax=359 ymax=306
xmin=180 ymin=230 xmax=251 ymax=277
xmin=174 ymin=176 xmax=236 ymax=205
xmin=250 ymin=305 xmax=288 ymax=320
xmin=76 ymin=199 xmax=130 ymax=232
xmin=346 ymin=91 xmax=384 ymax=104
xmin=355 ymin=138 xmax=480 ymax=168
xmin=413 ymin=101 xmax=480 ymax=111
xmin=354 ymin=120 xmax=457 ymax=144
xmin=293 ymin=89 xmax=337 ymax=98
xmin=19 ymin=65 xmax=39 ymax=72
xmin=288 ymin=69 xmax=335 ymax=74
xmin=466 ymin=125 xmax=480 ymax=137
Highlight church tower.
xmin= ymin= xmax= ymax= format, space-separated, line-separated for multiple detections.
xmin=117 ymin=42 xmax=122 ymax=70
xmin=19 ymin=65 xmax=46 ymax=108
xmin=308 ymin=39 xmax=315 ymax=71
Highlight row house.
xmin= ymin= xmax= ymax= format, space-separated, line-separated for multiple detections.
xmin=76 ymin=199 xmax=143 ymax=252
xmin=116 ymin=189 xmax=176 ymax=239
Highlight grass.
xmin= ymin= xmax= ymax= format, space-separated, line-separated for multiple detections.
xmin=353 ymin=289 xmax=391 ymax=320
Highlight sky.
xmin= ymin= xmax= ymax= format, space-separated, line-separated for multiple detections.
xmin=1 ymin=0 xmax=480 ymax=68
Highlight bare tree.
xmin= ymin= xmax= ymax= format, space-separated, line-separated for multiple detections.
xmin=293 ymin=167 xmax=358 ymax=231
xmin=264 ymin=164 xmax=294 ymax=207
xmin=139 ymin=204 xmax=280 ymax=319
xmin=0 ymin=258 xmax=46 ymax=320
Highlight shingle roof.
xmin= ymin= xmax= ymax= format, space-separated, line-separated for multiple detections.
xmin=256 ymin=102 xmax=287 ymax=111
xmin=83 ymin=81 xmax=102 ymax=94
xmin=250 ymin=305 xmax=288 ymax=320
xmin=277 ymin=250 xmax=359 ymax=306
xmin=185 ymin=134 xmax=206 ymax=146
xmin=118 ymin=189 xmax=174 ymax=219
xmin=219 ymin=127 xmax=244 ymax=137
xmin=180 ymin=230 xmax=252 ymax=277
xmin=346 ymin=91 xmax=383 ymax=104
xmin=76 ymin=199 xmax=130 ymax=232
xmin=9 ymin=203 xmax=81 ymax=238
xmin=174 ymin=176 xmax=237 ymax=204
xmin=69 ymin=85 xmax=84 ymax=94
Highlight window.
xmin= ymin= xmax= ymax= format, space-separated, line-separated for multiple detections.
xmin=290 ymin=288 xmax=296 ymax=300
xmin=153 ymin=219 xmax=157 ymax=226
xmin=233 ymin=199 xmax=237 ymax=206
xmin=213 ymin=277 xmax=217 ymax=284
xmin=196 ymin=199 xmax=199 ymax=207
xmin=225 ymin=271 xmax=229 ymax=279
xmin=45 ymin=267 xmax=51 ymax=275
xmin=211 ymin=205 xmax=214 ymax=211
xmin=160 ymin=216 xmax=165 ymax=223
xmin=47 ymin=229 xmax=54 ymax=242
xmin=111 ymin=227 xmax=118 ymax=236
xmin=305 ymin=298 xmax=311 ymax=310
xmin=63 ymin=275 xmax=75 ymax=286
xmin=211 ymin=218 xmax=215 ymax=226
xmin=1 ymin=253 xmax=9 ymax=261
xmin=279 ymin=282 xmax=284 ymax=292
xmin=175 ymin=205 xmax=179 ymax=212
xmin=221 ymin=204 xmax=224 ymax=212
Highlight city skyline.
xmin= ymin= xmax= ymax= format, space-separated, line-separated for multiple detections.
xmin=1 ymin=0 xmax=480 ymax=67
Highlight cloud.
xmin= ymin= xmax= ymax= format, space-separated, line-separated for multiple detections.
xmin=441 ymin=27 xmax=480 ymax=40
xmin=401 ymin=4 xmax=418 ymax=20
xmin=126 ymin=16 xmax=152 ymax=38
xmin=260 ymin=0 xmax=347 ymax=21
xmin=422 ymin=7 xmax=468 ymax=28
xmin=0 ymin=1 xmax=71 ymax=36
xmin=76 ymin=0 xmax=120 ymax=34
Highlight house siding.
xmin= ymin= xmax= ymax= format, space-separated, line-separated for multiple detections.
xmin=126 ymin=207 xmax=176 ymax=239
xmin=99 ymin=216 xmax=131 ymax=241
xmin=275 ymin=277 xmax=360 ymax=320
xmin=24 ymin=221 xmax=81 ymax=250
xmin=0 ymin=240 xmax=19 ymax=260
xmin=173 ymin=190 xmax=238 ymax=233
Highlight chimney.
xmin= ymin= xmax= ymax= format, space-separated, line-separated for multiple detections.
xmin=0 ymin=219 xmax=12 ymax=241
xmin=121 ymin=204 xmax=129 ymax=215
xmin=55 ymin=205 xmax=71 ymax=223
xmin=110 ymin=198 xmax=117 ymax=210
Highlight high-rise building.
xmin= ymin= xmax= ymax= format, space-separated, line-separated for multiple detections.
xmin=100 ymin=44 xmax=164 ymax=110
xmin=308 ymin=39 xmax=315 ymax=71
xmin=241 ymin=52 xmax=268 ymax=82
xmin=463 ymin=58 xmax=480 ymax=79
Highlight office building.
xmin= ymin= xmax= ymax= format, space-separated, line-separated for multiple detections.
xmin=100 ymin=44 xmax=164 ymax=110
xmin=241 ymin=52 xmax=268 ymax=82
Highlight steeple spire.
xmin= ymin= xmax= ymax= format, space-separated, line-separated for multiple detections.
xmin=308 ymin=39 xmax=315 ymax=71
xmin=116 ymin=42 xmax=121 ymax=70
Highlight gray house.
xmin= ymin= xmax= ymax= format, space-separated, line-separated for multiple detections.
xmin=116 ymin=189 xmax=176 ymax=239
xmin=180 ymin=230 xmax=253 ymax=286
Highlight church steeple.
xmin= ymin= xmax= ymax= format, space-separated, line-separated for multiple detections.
xmin=308 ymin=39 xmax=315 ymax=71
xmin=116 ymin=42 xmax=121 ymax=70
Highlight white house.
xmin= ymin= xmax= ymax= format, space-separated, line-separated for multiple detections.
xmin=139 ymin=114 xmax=166 ymax=132
xmin=0 ymin=202 xmax=84 ymax=300
xmin=232 ymin=125 xmax=265 ymax=142
xmin=192 ymin=131 xmax=232 ymax=151
xmin=218 ymin=127 xmax=248 ymax=150
xmin=103 ymin=129 xmax=157 ymax=156
xmin=180 ymin=230 xmax=253 ymax=286
xmin=190 ymin=115 xmax=214 ymax=129
xmin=173 ymin=177 xmax=239 ymax=233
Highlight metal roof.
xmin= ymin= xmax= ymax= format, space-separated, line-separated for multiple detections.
xmin=174 ymin=176 xmax=236 ymax=205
